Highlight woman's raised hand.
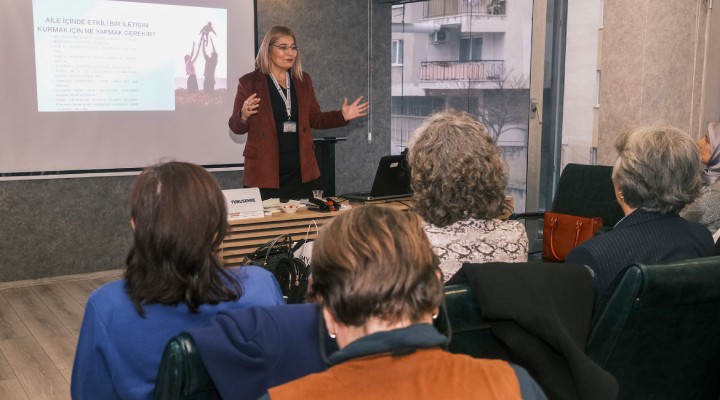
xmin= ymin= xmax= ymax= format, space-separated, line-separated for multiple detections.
xmin=341 ymin=96 xmax=370 ymax=121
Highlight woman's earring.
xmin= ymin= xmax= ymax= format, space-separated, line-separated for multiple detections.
xmin=329 ymin=332 xmax=336 ymax=339
xmin=618 ymin=191 xmax=624 ymax=200
xmin=432 ymin=313 xmax=439 ymax=320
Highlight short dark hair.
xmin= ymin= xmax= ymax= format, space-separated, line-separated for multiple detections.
xmin=124 ymin=161 xmax=240 ymax=316
xmin=309 ymin=206 xmax=443 ymax=327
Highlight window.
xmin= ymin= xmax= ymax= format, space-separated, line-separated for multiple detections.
xmin=391 ymin=39 xmax=404 ymax=66
xmin=391 ymin=0 xmax=539 ymax=212
xmin=390 ymin=0 xmax=570 ymax=257
xmin=460 ymin=37 xmax=483 ymax=62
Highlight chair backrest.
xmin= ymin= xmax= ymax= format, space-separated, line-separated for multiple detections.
xmin=154 ymin=333 xmax=220 ymax=400
xmin=440 ymin=284 xmax=508 ymax=360
xmin=155 ymin=287 xmax=503 ymax=400
xmin=586 ymin=256 xmax=720 ymax=400
xmin=551 ymin=163 xmax=624 ymax=228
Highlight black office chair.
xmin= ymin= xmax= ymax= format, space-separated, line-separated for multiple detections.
xmin=154 ymin=333 xmax=219 ymax=400
xmin=512 ymin=163 xmax=624 ymax=259
xmin=586 ymin=257 xmax=720 ymax=400
xmin=438 ymin=284 xmax=508 ymax=360
xmin=155 ymin=287 xmax=495 ymax=400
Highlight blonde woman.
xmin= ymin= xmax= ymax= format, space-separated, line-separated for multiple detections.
xmin=229 ymin=26 xmax=368 ymax=199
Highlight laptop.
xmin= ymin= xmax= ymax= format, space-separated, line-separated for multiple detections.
xmin=342 ymin=155 xmax=412 ymax=201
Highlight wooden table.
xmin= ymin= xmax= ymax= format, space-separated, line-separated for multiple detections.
xmin=220 ymin=196 xmax=512 ymax=267
xmin=220 ymin=198 xmax=413 ymax=266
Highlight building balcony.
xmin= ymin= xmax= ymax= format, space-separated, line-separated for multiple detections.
xmin=425 ymin=0 xmax=506 ymax=18
xmin=420 ymin=60 xmax=504 ymax=82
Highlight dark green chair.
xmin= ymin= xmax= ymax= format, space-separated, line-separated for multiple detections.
xmin=154 ymin=333 xmax=220 ymax=400
xmin=440 ymin=284 xmax=507 ymax=359
xmin=510 ymin=163 xmax=625 ymax=259
xmin=586 ymin=256 xmax=720 ymax=400
xmin=154 ymin=286 xmax=504 ymax=400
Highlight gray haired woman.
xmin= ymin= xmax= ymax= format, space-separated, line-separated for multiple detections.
xmin=566 ymin=126 xmax=714 ymax=304
xmin=681 ymin=121 xmax=720 ymax=237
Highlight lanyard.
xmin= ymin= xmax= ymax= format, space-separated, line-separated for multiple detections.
xmin=270 ymin=72 xmax=291 ymax=120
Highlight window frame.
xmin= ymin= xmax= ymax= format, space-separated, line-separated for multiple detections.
xmin=391 ymin=39 xmax=404 ymax=66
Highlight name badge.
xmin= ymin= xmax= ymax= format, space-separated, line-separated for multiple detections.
xmin=283 ymin=121 xmax=297 ymax=133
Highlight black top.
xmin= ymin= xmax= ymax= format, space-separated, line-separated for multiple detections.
xmin=265 ymin=75 xmax=306 ymax=199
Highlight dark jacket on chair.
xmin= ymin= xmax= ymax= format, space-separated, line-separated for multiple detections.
xmin=453 ymin=262 xmax=619 ymax=400
xmin=566 ymin=209 xmax=714 ymax=303
xmin=185 ymin=303 xmax=338 ymax=400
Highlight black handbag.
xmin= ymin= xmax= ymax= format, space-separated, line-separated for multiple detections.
xmin=243 ymin=234 xmax=310 ymax=304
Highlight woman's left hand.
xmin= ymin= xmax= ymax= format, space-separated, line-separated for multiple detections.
xmin=341 ymin=96 xmax=370 ymax=121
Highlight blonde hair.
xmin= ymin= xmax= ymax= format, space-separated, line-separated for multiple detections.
xmin=310 ymin=206 xmax=443 ymax=327
xmin=255 ymin=26 xmax=304 ymax=82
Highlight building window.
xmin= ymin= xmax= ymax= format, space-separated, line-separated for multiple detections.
xmin=391 ymin=0 xmax=544 ymax=213
xmin=460 ymin=37 xmax=483 ymax=61
xmin=392 ymin=39 xmax=404 ymax=66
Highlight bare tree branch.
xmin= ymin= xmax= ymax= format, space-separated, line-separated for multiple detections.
xmin=475 ymin=69 xmax=529 ymax=142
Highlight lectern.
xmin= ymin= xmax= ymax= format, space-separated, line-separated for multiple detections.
xmin=313 ymin=136 xmax=347 ymax=196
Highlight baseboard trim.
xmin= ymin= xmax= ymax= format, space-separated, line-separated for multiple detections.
xmin=0 ymin=269 xmax=124 ymax=290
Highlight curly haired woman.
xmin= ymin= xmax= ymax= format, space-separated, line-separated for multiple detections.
xmin=407 ymin=111 xmax=528 ymax=281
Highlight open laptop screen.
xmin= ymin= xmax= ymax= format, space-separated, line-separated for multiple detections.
xmin=342 ymin=155 xmax=412 ymax=201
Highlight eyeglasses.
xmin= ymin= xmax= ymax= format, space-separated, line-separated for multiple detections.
xmin=272 ymin=44 xmax=299 ymax=52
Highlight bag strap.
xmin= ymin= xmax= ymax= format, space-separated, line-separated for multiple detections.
xmin=303 ymin=220 xmax=319 ymax=242
xmin=548 ymin=216 xmax=560 ymax=261
xmin=292 ymin=220 xmax=319 ymax=255
xmin=261 ymin=234 xmax=293 ymax=265
xmin=573 ymin=220 xmax=584 ymax=246
xmin=548 ymin=216 xmax=584 ymax=261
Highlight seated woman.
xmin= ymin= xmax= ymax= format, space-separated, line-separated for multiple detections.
xmin=566 ymin=126 xmax=714 ymax=303
xmin=71 ymin=161 xmax=284 ymax=400
xmin=407 ymin=110 xmax=528 ymax=281
xmin=681 ymin=121 xmax=720 ymax=235
xmin=261 ymin=206 xmax=546 ymax=399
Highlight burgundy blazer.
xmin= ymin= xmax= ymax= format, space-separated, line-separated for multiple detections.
xmin=228 ymin=69 xmax=348 ymax=189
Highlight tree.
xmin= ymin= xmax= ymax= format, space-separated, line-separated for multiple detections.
xmin=476 ymin=70 xmax=529 ymax=143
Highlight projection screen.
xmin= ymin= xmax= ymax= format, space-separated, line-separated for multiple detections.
xmin=0 ymin=0 xmax=256 ymax=179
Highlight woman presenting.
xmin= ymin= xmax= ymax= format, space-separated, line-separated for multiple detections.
xmin=229 ymin=26 xmax=369 ymax=199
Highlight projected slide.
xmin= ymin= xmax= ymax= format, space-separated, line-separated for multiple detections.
xmin=1 ymin=0 xmax=255 ymax=176
xmin=32 ymin=0 xmax=227 ymax=112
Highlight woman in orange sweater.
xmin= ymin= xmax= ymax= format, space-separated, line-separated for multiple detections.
xmin=261 ymin=206 xmax=547 ymax=400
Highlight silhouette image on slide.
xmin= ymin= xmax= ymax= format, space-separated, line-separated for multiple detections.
xmin=203 ymin=37 xmax=218 ymax=93
xmin=199 ymin=22 xmax=216 ymax=46
xmin=185 ymin=41 xmax=200 ymax=93
xmin=175 ymin=23 xmax=226 ymax=109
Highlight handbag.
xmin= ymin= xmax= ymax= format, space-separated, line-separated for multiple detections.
xmin=243 ymin=234 xmax=310 ymax=303
xmin=542 ymin=212 xmax=602 ymax=262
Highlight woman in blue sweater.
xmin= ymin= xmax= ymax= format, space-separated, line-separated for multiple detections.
xmin=71 ymin=161 xmax=284 ymax=400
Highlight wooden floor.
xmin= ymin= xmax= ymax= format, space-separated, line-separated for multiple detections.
xmin=0 ymin=270 xmax=123 ymax=400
